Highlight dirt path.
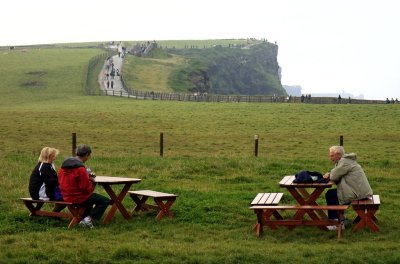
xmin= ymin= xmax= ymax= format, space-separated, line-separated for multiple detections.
xmin=99 ymin=44 xmax=126 ymax=93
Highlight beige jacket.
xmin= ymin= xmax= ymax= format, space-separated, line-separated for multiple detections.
xmin=330 ymin=153 xmax=373 ymax=204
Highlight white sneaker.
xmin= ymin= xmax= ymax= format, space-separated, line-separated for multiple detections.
xmin=79 ymin=216 xmax=94 ymax=229
xmin=327 ymin=223 xmax=345 ymax=231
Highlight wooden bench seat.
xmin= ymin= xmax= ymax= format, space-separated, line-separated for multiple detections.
xmin=128 ymin=190 xmax=177 ymax=220
xmin=250 ymin=204 xmax=348 ymax=240
xmin=250 ymin=193 xmax=284 ymax=230
xmin=20 ymin=198 xmax=86 ymax=229
xmin=352 ymin=194 xmax=380 ymax=232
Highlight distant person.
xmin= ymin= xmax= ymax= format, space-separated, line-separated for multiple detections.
xmin=29 ymin=147 xmax=63 ymax=202
xmin=58 ymin=144 xmax=110 ymax=228
xmin=323 ymin=146 xmax=373 ymax=230
xmin=110 ymin=69 xmax=115 ymax=80
xmin=338 ymin=94 xmax=341 ymax=104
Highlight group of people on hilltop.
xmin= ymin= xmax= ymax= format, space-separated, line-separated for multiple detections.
xmin=28 ymin=145 xmax=109 ymax=228
xmin=300 ymin=94 xmax=312 ymax=103
xmin=385 ymin=98 xmax=398 ymax=104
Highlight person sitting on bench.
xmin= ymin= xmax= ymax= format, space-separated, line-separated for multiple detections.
xmin=29 ymin=147 xmax=64 ymax=211
xmin=58 ymin=144 xmax=110 ymax=228
xmin=323 ymin=146 xmax=373 ymax=230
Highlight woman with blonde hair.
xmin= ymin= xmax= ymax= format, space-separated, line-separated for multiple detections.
xmin=29 ymin=147 xmax=62 ymax=201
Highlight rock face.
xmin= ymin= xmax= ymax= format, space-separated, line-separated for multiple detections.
xmin=169 ymin=41 xmax=285 ymax=96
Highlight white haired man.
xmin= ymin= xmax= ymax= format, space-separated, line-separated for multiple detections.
xmin=323 ymin=146 xmax=373 ymax=229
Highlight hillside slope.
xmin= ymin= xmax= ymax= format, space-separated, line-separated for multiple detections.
xmin=123 ymin=40 xmax=285 ymax=96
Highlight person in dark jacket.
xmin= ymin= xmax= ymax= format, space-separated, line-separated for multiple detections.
xmin=58 ymin=144 xmax=110 ymax=228
xmin=29 ymin=147 xmax=62 ymax=201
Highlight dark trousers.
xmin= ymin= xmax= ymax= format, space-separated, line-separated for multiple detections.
xmin=325 ymin=189 xmax=340 ymax=220
xmin=81 ymin=193 xmax=110 ymax=220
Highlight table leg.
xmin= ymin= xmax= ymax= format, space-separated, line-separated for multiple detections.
xmin=286 ymin=187 xmax=328 ymax=230
xmin=101 ymin=183 xmax=133 ymax=224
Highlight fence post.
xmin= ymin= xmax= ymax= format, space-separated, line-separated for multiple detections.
xmin=339 ymin=135 xmax=344 ymax=146
xmin=72 ymin=132 xmax=77 ymax=156
xmin=254 ymin=134 xmax=259 ymax=157
xmin=160 ymin=132 xmax=164 ymax=157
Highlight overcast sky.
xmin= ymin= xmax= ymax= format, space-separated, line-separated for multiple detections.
xmin=1 ymin=0 xmax=399 ymax=100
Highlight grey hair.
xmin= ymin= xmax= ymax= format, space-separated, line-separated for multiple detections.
xmin=76 ymin=144 xmax=92 ymax=157
xmin=330 ymin=146 xmax=345 ymax=156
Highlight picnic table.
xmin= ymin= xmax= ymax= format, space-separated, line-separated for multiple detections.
xmin=94 ymin=176 xmax=141 ymax=224
xmin=250 ymin=175 xmax=348 ymax=239
xmin=279 ymin=175 xmax=333 ymax=225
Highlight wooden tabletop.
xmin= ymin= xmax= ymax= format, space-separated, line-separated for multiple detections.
xmin=279 ymin=175 xmax=333 ymax=188
xmin=94 ymin=176 xmax=141 ymax=184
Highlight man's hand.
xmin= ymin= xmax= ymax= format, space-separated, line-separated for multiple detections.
xmin=323 ymin=173 xmax=330 ymax=179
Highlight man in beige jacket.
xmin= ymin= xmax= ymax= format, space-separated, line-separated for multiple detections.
xmin=323 ymin=146 xmax=373 ymax=222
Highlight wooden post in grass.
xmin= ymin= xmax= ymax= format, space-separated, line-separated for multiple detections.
xmin=72 ymin=133 xmax=77 ymax=156
xmin=339 ymin=135 xmax=344 ymax=146
xmin=254 ymin=134 xmax=259 ymax=157
xmin=160 ymin=132 xmax=164 ymax=157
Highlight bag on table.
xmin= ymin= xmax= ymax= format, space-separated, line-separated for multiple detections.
xmin=294 ymin=170 xmax=328 ymax=183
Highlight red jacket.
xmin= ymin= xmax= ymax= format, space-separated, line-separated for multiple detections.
xmin=58 ymin=157 xmax=93 ymax=204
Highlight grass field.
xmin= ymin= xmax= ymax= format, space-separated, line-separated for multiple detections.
xmin=0 ymin=45 xmax=400 ymax=264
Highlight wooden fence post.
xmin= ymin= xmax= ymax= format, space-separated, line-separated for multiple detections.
xmin=340 ymin=135 xmax=344 ymax=146
xmin=160 ymin=132 xmax=164 ymax=157
xmin=72 ymin=132 xmax=77 ymax=156
xmin=254 ymin=134 xmax=259 ymax=157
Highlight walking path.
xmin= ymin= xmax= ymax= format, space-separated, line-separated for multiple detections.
xmin=99 ymin=44 xmax=126 ymax=94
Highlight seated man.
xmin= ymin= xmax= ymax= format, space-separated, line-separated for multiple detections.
xmin=323 ymin=146 xmax=373 ymax=229
xmin=58 ymin=144 xmax=110 ymax=228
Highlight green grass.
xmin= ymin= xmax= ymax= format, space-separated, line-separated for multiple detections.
xmin=123 ymin=54 xmax=187 ymax=92
xmin=1 ymin=45 xmax=400 ymax=264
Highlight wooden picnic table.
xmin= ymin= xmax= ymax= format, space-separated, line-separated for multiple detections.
xmin=94 ymin=176 xmax=141 ymax=224
xmin=279 ymin=175 xmax=334 ymax=229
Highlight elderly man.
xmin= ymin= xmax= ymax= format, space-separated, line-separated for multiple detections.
xmin=323 ymin=146 xmax=373 ymax=227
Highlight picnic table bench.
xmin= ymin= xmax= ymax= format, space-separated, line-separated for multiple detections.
xmin=249 ymin=192 xmax=348 ymax=240
xmin=20 ymin=198 xmax=86 ymax=229
xmin=128 ymin=190 xmax=177 ymax=220
xmin=352 ymin=194 xmax=380 ymax=232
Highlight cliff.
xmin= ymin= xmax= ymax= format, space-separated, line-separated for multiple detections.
xmin=166 ymin=42 xmax=286 ymax=96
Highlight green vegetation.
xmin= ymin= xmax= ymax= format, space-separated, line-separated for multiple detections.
xmin=0 ymin=45 xmax=400 ymax=263
xmin=122 ymin=39 xmax=284 ymax=95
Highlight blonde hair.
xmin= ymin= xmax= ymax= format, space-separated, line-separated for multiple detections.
xmin=38 ymin=147 xmax=60 ymax=163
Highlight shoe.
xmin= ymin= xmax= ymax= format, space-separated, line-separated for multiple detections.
xmin=327 ymin=223 xmax=345 ymax=231
xmin=79 ymin=216 xmax=94 ymax=229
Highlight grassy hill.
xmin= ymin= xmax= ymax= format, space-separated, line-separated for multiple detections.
xmin=122 ymin=39 xmax=285 ymax=95
xmin=0 ymin=44 xmax=399 ymax=263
